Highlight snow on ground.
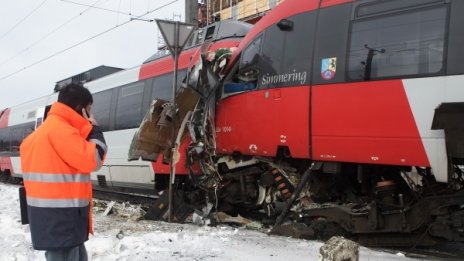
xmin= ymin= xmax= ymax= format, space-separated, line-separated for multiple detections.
xmin=0 ymin=183 xmax=420 ymax=261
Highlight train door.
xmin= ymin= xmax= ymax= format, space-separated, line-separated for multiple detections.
xmin=216 ymin=12 xmax=317 ymax=159
xmin=105 ymin=80 xmax=155 ymax=192
xmin=310 ymin=2 xmax=353 ymax=163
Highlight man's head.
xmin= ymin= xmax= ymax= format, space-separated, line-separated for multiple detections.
xmin=58 ymin=83 xmax=93 ymax=115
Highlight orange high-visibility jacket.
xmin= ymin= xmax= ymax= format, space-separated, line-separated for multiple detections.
xmin=20 ymin=102 xmax=107 ymax=250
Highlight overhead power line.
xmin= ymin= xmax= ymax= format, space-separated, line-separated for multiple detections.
xmin=60 ymin=0 xmax=135 ymax=17
xmin=0 ymin=0 xmax=106 ymax=69
xmin=0 ymin=0 xmax=179 ymax=82
xmin=0 ymin=0 xmax=49 ymax=42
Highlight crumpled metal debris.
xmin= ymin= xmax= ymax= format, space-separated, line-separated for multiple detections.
xmin=94 ymin=200 xmax=146 ymax=221
xmin=192 ymin=203 xmax=214 ymax=226
xmin=214 ymin=212 xmax=252 ymax=226
xmin=128 ymin=87 xmax=199 ymax=163
xmin=102 ymin=201 xmax=116 ymax=216
xmin=192 ymin=206 xmax=253 ymax=227
xmin=128 ymin=45 xmax=234 ymax=168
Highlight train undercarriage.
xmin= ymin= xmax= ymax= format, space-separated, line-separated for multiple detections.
xmin=0 ymin=169 xmax=21 ymax=184
xmin=181 ymin=152 xmax=464 ymax=247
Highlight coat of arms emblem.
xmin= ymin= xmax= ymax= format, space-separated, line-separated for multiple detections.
xmin=321 ymin=57 xmax=337 ymax=80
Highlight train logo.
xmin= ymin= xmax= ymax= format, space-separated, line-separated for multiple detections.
xmin=321 ymin=57 xmax=337 ymax=80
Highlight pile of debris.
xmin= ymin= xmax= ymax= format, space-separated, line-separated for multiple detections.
xmin=93 ymin=200 xmax=146 ymax=221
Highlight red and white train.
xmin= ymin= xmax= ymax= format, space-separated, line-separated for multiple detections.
xmin=0 ymin=20 xmax=251 ymax=193
xmin=2 ymin=0 xmax=464 ymax=246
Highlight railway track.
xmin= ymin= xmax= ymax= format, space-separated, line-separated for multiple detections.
xmin=392 ymin=243 xmax=464 ymax=260
xmin=92 ymin=188 xmax=158 ymax=205
xmin=3 ymin=173 xmax=464 ymax=260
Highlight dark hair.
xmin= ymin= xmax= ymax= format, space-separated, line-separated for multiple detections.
xmin=58 ymin=83 xmax=93 ymax=111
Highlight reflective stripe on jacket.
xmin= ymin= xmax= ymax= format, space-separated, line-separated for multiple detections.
xmin=20 ymin=102 xmax=106 ymax=250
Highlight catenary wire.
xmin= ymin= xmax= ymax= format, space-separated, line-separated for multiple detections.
xmin=0 ymin=0 xmax=178 ymax=82
xmin=60 ymin=0 xmax=135 ymax=17
xmin=0 ymin=0 xmax=107 ymax=69
xmin=0 ymin=0 xmax=49 ymax=42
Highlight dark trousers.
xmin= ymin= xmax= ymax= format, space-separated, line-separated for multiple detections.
xmin=45 ymin=244 xmax=88 ymax=261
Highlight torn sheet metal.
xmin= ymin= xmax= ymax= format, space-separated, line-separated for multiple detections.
xmin=128 ymin=99 xmax=170 ymax=162
xmin=128 ymin=45 xmax=235 ymax=168
xmin=128 ymin=87 xmax=200 ymax=163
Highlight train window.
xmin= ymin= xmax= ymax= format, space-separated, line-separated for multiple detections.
xmin=178 ymin=70 xmax=187 ymax=87
xmin=10 ymin=127 xmax=23 ymax=152
xmin=205 ymin=26 xmax=216 ymax=40
xmin=149 ymin=71 xmax=187 ymax=105
xmin=222 ymin=36 xmax=262 ymax=95
xmin=313 ymin=3 xmax=351 ymax=84
xmin=92 ymin=89 xmax=113 ymax=132
xmin=259 ymin=12 xmax=315 ymax=88
xmin=237 ymin=35 xmax=262 ymax=88
xmin=27 ymin=111 xmax=35 ymax=119
xmin=0 ymin=128 xmax=7 ymax=152
xmin=356 ymin=0 xmax=443 ymax=18
xmin=348 ymin=5 xmax=447 ymax=81
xmin=151 ymin=73 xmax=173 ymax=102
xmin=115 ymin=82 xmax=144 ymax=130
xmin=24 ymin=123 xmax=34 ymax=138
xmin=0 ymin=123 xmax=34 ymax=154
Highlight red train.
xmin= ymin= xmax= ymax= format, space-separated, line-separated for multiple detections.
xmin=2 ymin=0 xmax=464 ymax=246
xmin=182 ymin=0 xmax=464 ymax=246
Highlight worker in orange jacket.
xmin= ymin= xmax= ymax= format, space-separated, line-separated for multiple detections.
xmin=20 ymin=83 xmax=107 ymax=261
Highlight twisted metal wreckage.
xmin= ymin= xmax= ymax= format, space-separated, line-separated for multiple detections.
xmin=128 ymin=45 xmax=242 ymax=220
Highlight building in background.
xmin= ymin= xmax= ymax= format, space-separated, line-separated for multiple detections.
xmin=203 ymin=0 xmax=283 ymax=25
xmin=185 ymin=0 xmax=200 ymax=25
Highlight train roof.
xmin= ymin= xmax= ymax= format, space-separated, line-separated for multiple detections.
xmin=54 ymin=65 xmax=124 ymax=92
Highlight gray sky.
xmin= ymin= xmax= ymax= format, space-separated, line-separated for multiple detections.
xmin=0 ymin=0 xmax=185 ymax=108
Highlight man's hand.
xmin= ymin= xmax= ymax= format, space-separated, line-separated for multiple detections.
xmin=82 ymin=108 xmax=99 ymax=126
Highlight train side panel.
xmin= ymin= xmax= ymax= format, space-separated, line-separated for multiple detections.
xmin=311 ymin=80 xmax=429 ymax=167
xmin=216 ymin=0 xmax=464 ymax=183
xmin=216 ymin=87 xmax=310 ymax=159
xmin=403 ymin=76 xmax=464 ymax=182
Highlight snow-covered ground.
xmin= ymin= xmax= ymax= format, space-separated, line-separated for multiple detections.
xmin=0 ymin=183 xmax=420 ymax=261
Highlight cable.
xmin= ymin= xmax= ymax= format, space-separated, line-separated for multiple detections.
xmin=0 ymin=0 xmax=106 ymax=69
xmin=60 ymin=0 xmax=135 ymax=17
xmin=0 ymin=0 xmax=49 ymax=42
xmin=0 ymin=0 xmax=179 ymax=82
xmin=117 ymin=0 xmax=123 ymax=25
